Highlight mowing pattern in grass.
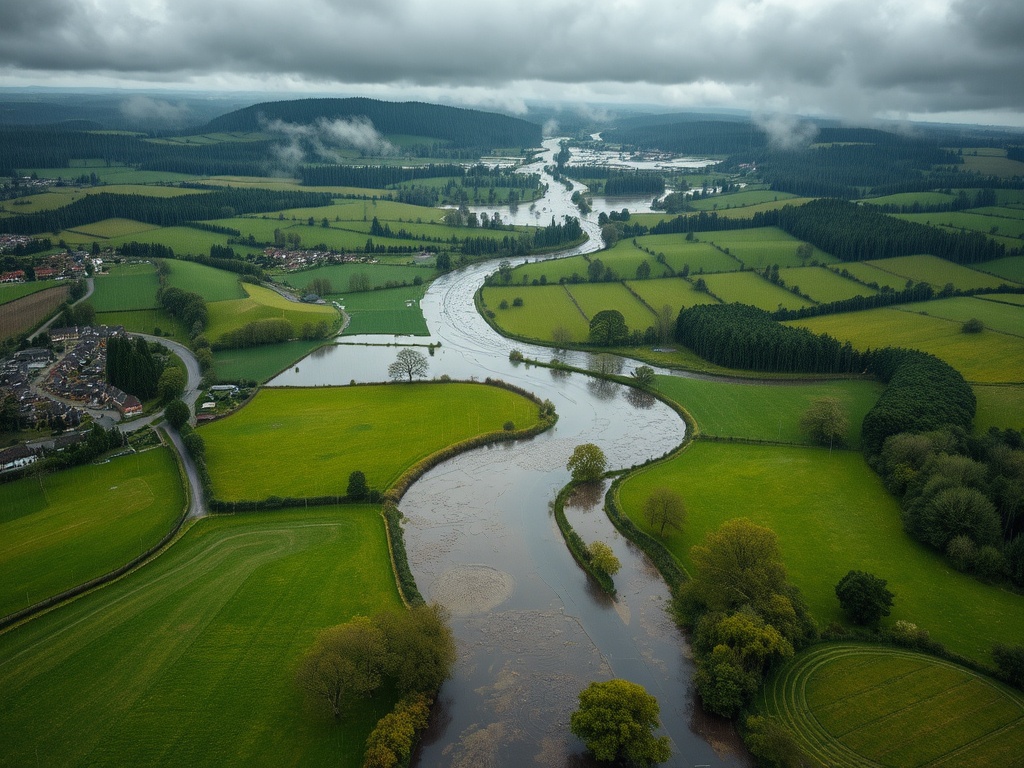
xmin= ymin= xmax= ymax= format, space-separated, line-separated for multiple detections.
xmin=205 ymin=283 xmax=338 ymax=344
xmin=653 ymin=374 xmax=881 ymax=448
xmin=0 ymin=447 xmax=183 ymax=619
xmin=481 ymin=284 xmax=590 ymax=343
xmin=702 ymin=270 xmax=813 ymax=311
xmin=89 ymin=262 xmax=160 ymax=311
xmin=212 ymin=339 xmax=327 ymax=383
xmin=791 ymin=308 xmax=1024 ymax=383
xmin=164 ymin=259 xmax=245 ymax=302
xmin=777 ymin=266 xmax=877 ymax=303
xmin=0 ymin=281 xmax=54 ymax=306
xmin=759 ymin=644 xmax=1024 ymax=768
xmin=865 ymin=254 xmax=1016 ymax=291
xmin=616 ymin=442 xmax=1024 ymax=661
xmin=339 ymin=284 xmax=429 ymax=336
xmin=0 ymin=507 xmax=401 ymax=768
xmin=201 ymin=383 xmax=542 ymax=500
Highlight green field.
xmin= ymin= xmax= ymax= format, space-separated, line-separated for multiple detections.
xmin=778 ymin=266 xmax=877 ymax=303
xmin=566 ymin=281 xmax=657 ymax=330
xmin=277 ymin=263 xmax=434 ymax=295
xmin=0 ymin=190 xmax=89 ymax=214
xmin=205 ymin=284 xmax=339 ymax=344
xmin=64 ymin=218 xmax=162 ymax=240
xmin=212 ymin=339 xmax=327 ymax=383
xmin=865 ymin=254 xmax=1018 ymax=291
xmin=89 ymin=262 xmax=161 ymax=311
xmin=979 ymin=256 xmax=1024 ymax=283
xmin=676 ymin=197 xmax=817 ymax=220
xmin=0 ymin=506 xmax=401 ymax=768
xmin=18 ymin=166 xmax=198 ymax=185
xmin=896 ymin=210 xmax=1024 ymax=239
xmin=901 ymin=296 xmax=1024 ymax=337
xmin=760 ymin=644 xmax=1024 ymax=768
xmin=0 ymin=281 xmax=55 ymax=306
xmin=974 ymin=385 xmax=1024 ymax=432
xmin=833 ymin=261 xmax=916 ymax=291
xmin=201 ymin=383 xmax=543 ymax=500
xmin=98 ymin=225 xmax=248 ymax=258
xmin=0 ymin=447 xmax=183 ymax=619
xmin=860 ymin=191 xmax=957 ymax=207
xmin=481 ymin=284 xmax=590 ymax=343
xmin=632 ymin=235 xmax=743 ymax=274
xmin=686 ymin=190 xmax=799 ymax=211
xmin=509 ymin=255 xmax=591 ymax=285
xmin=625 ymin=278 xmax=722 ymax=314
xmin=583 ymin=241 xmax=674 ymax=281
xmin=340 ymin=285 xmax=429 ymax=336
xmin=702 ymin=270 xmax=813 ymax=311
xmin=695 ymin=227 xmax=835 ymax=269
xmin=961 ymin=153 xmax=1024 ymax=178
xmin=616 ymin=442 xmax=1024 ymax=662
xmin=94 ymin=309 xmax=189 ymax=342
xmin=653 ymin=374 xmax=882 ymax=448
xmin=791 ymin=307 xmax=1024 ymax=383
xmin=164 ymin=259 xmax=245 ymax=302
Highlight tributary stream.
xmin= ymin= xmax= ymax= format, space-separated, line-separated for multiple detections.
xmin=270 ymin=141 xmax=749 ymax=766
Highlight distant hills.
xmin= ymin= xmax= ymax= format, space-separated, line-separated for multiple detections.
xmin=203 ymin=97 xmax=542 ymax=149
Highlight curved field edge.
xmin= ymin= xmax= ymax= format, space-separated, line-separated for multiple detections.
xmin=757 ymin=643 xmax=1024 ymax=768
xmin=0 ymin=506 xmax=402 ymax=768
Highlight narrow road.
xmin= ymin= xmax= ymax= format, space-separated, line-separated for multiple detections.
xmin=161 ymin=424 xmax=208 ymax=519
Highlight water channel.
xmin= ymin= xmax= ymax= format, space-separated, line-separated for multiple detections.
xmin=270 ymin=141 xmax=748 ymax=766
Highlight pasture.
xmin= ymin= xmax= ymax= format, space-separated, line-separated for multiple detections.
xmin=481 ymin=285 xmax=590 ymax=343
xmin=652 ymin=374 xmax=882 ymax=448
xmin=277 ymin=263 xmax=433 ymax=295
xmin=974 ymin=385 xmax=1024 ymax=432
xmin=0 ymin=447 xmax=183 ymax=619
xmin=565 ymin=281 xmax=657 ymax=331
xmin=865 ymin=254 xmax=1017 ymax=291
xmin=632 ymin=235 xmax=743 ymax=274
xmin=832 ymin=261 xmax=915 ymax=291
xmin=212 ymin=339 xmax=326 ymax=383
xmin=979 ymin=256 xmax=1024 ymax=283
xmin=686 ymin=189 xmax=799 ymax=211
xmin=903 ymin=296 xmax=1024 ymax=337
xmin=339 ymin=285 xmax=430 ymax=336
xmin=615 ymin=441 xmax=1024 ymax=662
xmin=63 ymin=218 xmax=162 ymax=240
xmin=586 ymin=241 xmax=674 ymax=280
xmin=701 ymin=270 xmax=812 ymax=311
xmin=204 ymin=284 xmax=339 ymax=345
xmin=19 ymin=166 xmax=196 ymax=185
xmin=791 ymin=307 xmax=1024 ymax=383
xmin=760 ymin=644 xmax=1024 ymax=768
xmin=694 ymin=226 xmax=835 ymax=268
xmin=681 ymin=197 xmax=816 ymax=220
xmin=0 ymin=506 xmax=401 ymax=768
xmin=777 ymin=266 xmax=877 ymax=303
xmin=89 ymin=261 xmax=160 ymax=311
xmin=103 ymin=226 xmax=258 ymax=259
xmin=860 ymin=191 xmax=957 ymax=207
xmin=94 ymin=309 xmax=189 ymax=343
xmin=164 ymin=259 xmax=245 ymax=302
xmin=201 ymin=383 xmax=543 ymax=500
xmin=896 ymin=210 xmax=1024 ymax=239
xmin=509 ymin=255 xmax=591 ymax=285
xmin=625 ymin=278 xmax=722 ymax=314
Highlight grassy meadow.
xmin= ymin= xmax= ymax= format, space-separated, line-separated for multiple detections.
xmin=0 ymin=506 xmax=401 ymax=768
xmin=760 ymin=644 xmax=1024 ymax=768
xmin=777 ymin=265 xmax=877 ymax=303
xmin=89 ymin=261 xmax=160 ymax=311
xmin=791 ymin=307 xmax=1024 ymax=383
xmin=212 ymin=339 xmax=327 ymax=383
xmin=702 ymin=270 xmax=812 ymax=311
xmin=864 ymin=254 xmax=1016 ymax=291
xmin=205 ymin=283 xmax=339 ymax=344
xmin=625 ymin=278 xmax=722 ymax=314
xmin=974 ymin=385 xmax=1024 ymax=432
xmin=278 ymin=263 xmax=433 ymax=295
xmin=0 ymin=281 xmax=55 ymax=306
xmin=632 ymin=236 xmax=743 ymax=274
xmin=694 ymin=226 xmax=835 ymax=268
xmin=339 ymin=285 xmax=430 ymax=336
xmin=978 ymin=255 xmax=1024 ymax=283
xmin=566 ymin=281 xmax=658 ymax=330
xmin=201 ymin=383 xmax=543 ymax=500
xmin=164 ymin=259 xmax=245 ymax=302
xmin=481 ymin=284 xmax=590 ymax=343
xmin=0 ymin=447 xmax=183 ymax=619
xmin=615 ymin=441 xmax=1024 ymax=662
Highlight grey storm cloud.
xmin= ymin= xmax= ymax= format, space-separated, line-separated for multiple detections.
xmin=0 ymin=0 xmax=1022 ymax=124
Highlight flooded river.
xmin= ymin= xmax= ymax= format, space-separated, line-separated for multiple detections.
xmin=270 ymin=140 xmax=748 ymax=766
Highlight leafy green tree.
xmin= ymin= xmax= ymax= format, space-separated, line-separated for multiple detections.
xmin=158 ymin=366 xmax=186 ymax=403
xmin=387 ymin=348 xmax=429 ymax=382
xmin=835 ymin=570 xmax=895 ymax=627
xmin=631 ymin=365 xmax=656 ymax=389
xmin=961 ymin=318 xmax=984 ymax=333
xmin=992 ymin=643 xmax=1024 ymax=689
xmin=308 ymin=277 xmax=332 ymax=296
xmin=744 ymin=715 xmax=808 ymax=768
xmin=435 ymin=252 xmax=451 ymax=271
xmin=570 ymin=679 xmax=671 ymax=765
xmin=363 ymin=694 xmax=432 ymax=768
xmin=347 ymin=470 xmax=368 ymax=500
xmin=164 ymin=398 xmax=190 ymax=429
xmin=799 ymin=396 xmax=849 ymax=447
xmin=374 ymin=604 xmax=456 ymax=694
xmin=917 ymin=485 xmax=1001 ymax=549
xmin=588 ymin=541 xmax=621 ymax=575
xmin=694 ymin=646 xmax=757 ymax=718
xmin=643 ymin=487 xmax=685 ymax=537
xmin=567 ymin=443 xmax=607 ymax=482
xmin=589 ymin=309 xmax=628 ymax=346
xmin=636 ymin=260 xmax=651 ymax=279
xmin=296 ymin=617 xmax=386 ymax=720
xmin=687 ymin=518 xmax=788 ymax=613
xmin=600 ymin=223 xmax=619 ymax=248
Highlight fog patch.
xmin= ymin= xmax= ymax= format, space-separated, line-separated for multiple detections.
xmin=263 ymin=115 xmax=396 ymax=170
xmin=754 ymin=112 xmax=820 ymax=150
xmin=119 ymin=95 xmax=192 ymax=125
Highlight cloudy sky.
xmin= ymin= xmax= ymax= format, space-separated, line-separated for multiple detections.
xmin=1 ymin=0 xmax=1023 ymax=127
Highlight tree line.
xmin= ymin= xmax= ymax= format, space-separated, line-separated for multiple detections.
xmin=106 ymin=335 xmax=160 ymax=400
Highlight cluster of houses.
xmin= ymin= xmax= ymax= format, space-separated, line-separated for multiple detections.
xmin=0 ymin=348 xmax=85 ymax=435
xmin=262 ymin=247 xmax=380 ymax=272
xmin=0 ymin=249 xmax=92 ymax=284
xmin=44 ymin=326 xmax=143 ymax=416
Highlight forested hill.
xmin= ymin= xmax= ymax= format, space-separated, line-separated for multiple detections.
xmin=203 ymin=98 xmax=542 ymax=149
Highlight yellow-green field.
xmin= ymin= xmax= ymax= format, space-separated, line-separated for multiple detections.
xmin=702 ymin=270 xmax=813 ymax=311
xmin=201 ymin=383 xmax=543 ymax=500
xmin=694 ymin=226 xmax=835 ymax=268
xmin=566 ymin=282 xmax=657 ymax=330
xmin=632 ymin=235 xmax=742 ymax=274
xmin=974 ymin=385 xmax=1024 ymax=432
xmin=481 ymin=285 xmax=590 ymax=343
xmin=865 ymin=254 xmax=1020 ymax=291
xmin=205 ymin=283 xmax=339 ymax=344
xmin=625 ymin=278 xmax=721 ymax=314
xmin=791 ymin=307 xmax=1024 ymax=383
xmin=778 ymin=265 xmax=877 ymax=303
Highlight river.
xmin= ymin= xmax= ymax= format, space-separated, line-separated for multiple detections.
xmin=269 ymin=140 xmax=749 ymax=766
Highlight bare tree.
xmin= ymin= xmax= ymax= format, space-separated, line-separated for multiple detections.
xmin=644 ymin=487 xmax=685 ymax=537
xmin=388 ymin=348 xmax=429 ymax=382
